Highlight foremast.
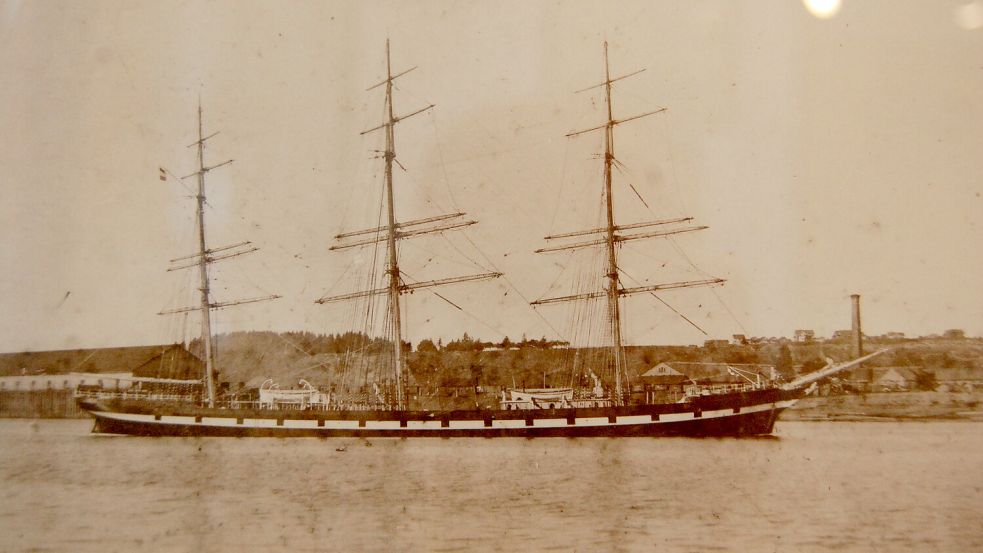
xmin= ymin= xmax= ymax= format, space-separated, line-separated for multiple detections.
xmin=318 ymin=40 xmax=501 ymax=410
xmin=532 ymin=42 xmax=725 ymax=406
xmin=160 ymin=103 xmax=279 ymax=407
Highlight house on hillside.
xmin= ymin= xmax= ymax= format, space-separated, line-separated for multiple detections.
xmin=703 ymin=339 xmax=729 ymax=349
xmin=844 ymin=366 xmax=923 ymax=392
xmin=873 ymin=367 xmax=920 ymax=391
xmin=793 ymin=329 xmax=815 ymax=343
xmin=934 ymin=367 xmax=983 ymax=392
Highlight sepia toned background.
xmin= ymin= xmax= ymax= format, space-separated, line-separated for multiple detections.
xmin=1 ymin=0 xmax=980 ymax=351
xmin=2 ymin=3 xmax=983 ymax=553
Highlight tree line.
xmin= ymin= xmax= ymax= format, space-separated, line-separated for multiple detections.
xmin=417 ymin=333 xmax=569 ymax=353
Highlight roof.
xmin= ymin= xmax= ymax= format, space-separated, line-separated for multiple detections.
xmin=642 ymin=362 xmax=774 ymax=384
xmin=132 ymin=345 xmax=203 ymax=380
xmin=933 ymin=368 xmax=983 ymax=382
xmin=0 ymin=345 xmax=196 ymax=377
xmin=874 ymin=367 xmax=920 ymax=383
xmin=639 ymin=364 xmax=689 ymax=385
xmin=641 ymin=364 xmax=686 ymax=378
xmin=846 ymin=367 xmax=922 ymax=383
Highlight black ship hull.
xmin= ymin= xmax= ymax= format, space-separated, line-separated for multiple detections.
xmin=78 ymin=387 xmax=802 ymax=438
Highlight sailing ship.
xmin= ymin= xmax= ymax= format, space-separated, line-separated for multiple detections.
xmin=77 ymin=42 xmax=883 ymax=437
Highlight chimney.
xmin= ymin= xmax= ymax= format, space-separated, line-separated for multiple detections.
xmin=850 ymin=293 xmax=863 ymax=358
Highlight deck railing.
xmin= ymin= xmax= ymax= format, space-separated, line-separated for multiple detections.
xmin=74 ymin=389 xmax=394 ymax=411
xmin=74 ymin=389 xmax=202 ymax=403
xmin=683 ymin=382 xmax=767 ymax=398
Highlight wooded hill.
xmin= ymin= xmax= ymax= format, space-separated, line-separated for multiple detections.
xmin=5 ymin=331 xmax=979 ymax=389
xmin=195 ymin=331 xmax=983 ymax=389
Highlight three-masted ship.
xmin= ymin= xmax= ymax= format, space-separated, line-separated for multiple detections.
xmin=77 ymin=42 xmax=882 ymax=437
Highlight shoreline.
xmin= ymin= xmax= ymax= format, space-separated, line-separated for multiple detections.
xmin=783 ymin=390 xmax=983 ymax=422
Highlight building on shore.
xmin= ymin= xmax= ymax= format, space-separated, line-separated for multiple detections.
xmin=793 ymin=329 xmax=815 ymax=343
xmin=0 ymin=345 xmax=201 ymax=418
xmin=639 ymin=362 xmax=776 ymax=403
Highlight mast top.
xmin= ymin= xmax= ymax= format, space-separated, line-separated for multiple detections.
xmin=565 ymin=47 xmax=664 ymax=138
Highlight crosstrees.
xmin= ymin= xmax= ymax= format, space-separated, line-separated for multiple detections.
xmin=360 ymin=104 xmax=435 ymax=135
xmin=315 ymin=272 xmax=502 ymax=304
xmin=535 ymin=225 xmax=708 ymax=253
xmin=335 ymin=212 xmax=465 ymax=239
xmin=566 ymin=108 xmax=667 ymax=137
xmin=530 ymin=278 xmax=726 ymax=305
xmin=544 ymin=217 xmax=694 ymax=240
xmin=179 ymin=158 xmax=233 ymax=180
xmin=166 ymin=244 xmax=260 ymax=271
xmin=574 ymin=68 xmax=647 ymax=94
xmin=365 ymin=66 xmax=417 ymax=91
xmin=169 ymin=241 xmax=253 ymax=262
xmin=329 ymin=220 xmax=478 ymax=251
xmin=159 ymin=295 xmax=283 ymax=315
xmin=186 ymin=130 xmax=219 ymax=148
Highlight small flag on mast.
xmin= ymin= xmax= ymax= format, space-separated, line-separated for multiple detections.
xmin=159 ymin=167 xmax=167 ymax=181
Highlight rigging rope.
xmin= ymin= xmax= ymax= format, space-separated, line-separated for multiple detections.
xmin=618 ymin=267 xmax=709 ymax=336
xmin=605 ymin=113 xmax=749 ymax=335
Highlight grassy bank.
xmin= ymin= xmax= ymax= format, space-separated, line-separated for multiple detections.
xmin=784 ymin=391 xmax=983 ymax=421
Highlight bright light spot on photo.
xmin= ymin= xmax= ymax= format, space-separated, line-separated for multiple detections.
xmin=803 ymin=0 xmax=843 ymax=19
xmin=955 ymin=1 xmax=983 ymax=30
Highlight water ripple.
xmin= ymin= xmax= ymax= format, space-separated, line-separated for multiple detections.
xmin=0 ymin=420 xmax=981 ymax=552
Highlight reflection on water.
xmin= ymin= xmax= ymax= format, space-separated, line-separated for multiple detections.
xmin=1 ymin=419 xmax=981 ymax=552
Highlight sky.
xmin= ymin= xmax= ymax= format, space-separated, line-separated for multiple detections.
xmin=0 ymin=0 xmax=981 ymax=353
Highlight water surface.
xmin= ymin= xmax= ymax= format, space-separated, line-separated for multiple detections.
xmin=1 ymin=419 xmax=980 ymax=552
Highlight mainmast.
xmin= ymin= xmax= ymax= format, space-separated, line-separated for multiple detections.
xmin=531 ymin=42 xmax=724 ymax=406
xmin=317 ymin=40 xmax=501 ymax=409
xmin=160 ymin=103 xmax=279 ymax=408
xmin=601 ymin=42 xmax=626 ymax=402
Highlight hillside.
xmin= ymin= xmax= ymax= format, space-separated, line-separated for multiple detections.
xmin=5 ymin=332 xmax=979 ymax=389
xmin=205 ymin=331 xmax=983 ymax=389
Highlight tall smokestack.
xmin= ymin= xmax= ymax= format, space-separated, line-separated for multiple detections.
xmin=850 ymin=293 xmax=863 ymax=358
